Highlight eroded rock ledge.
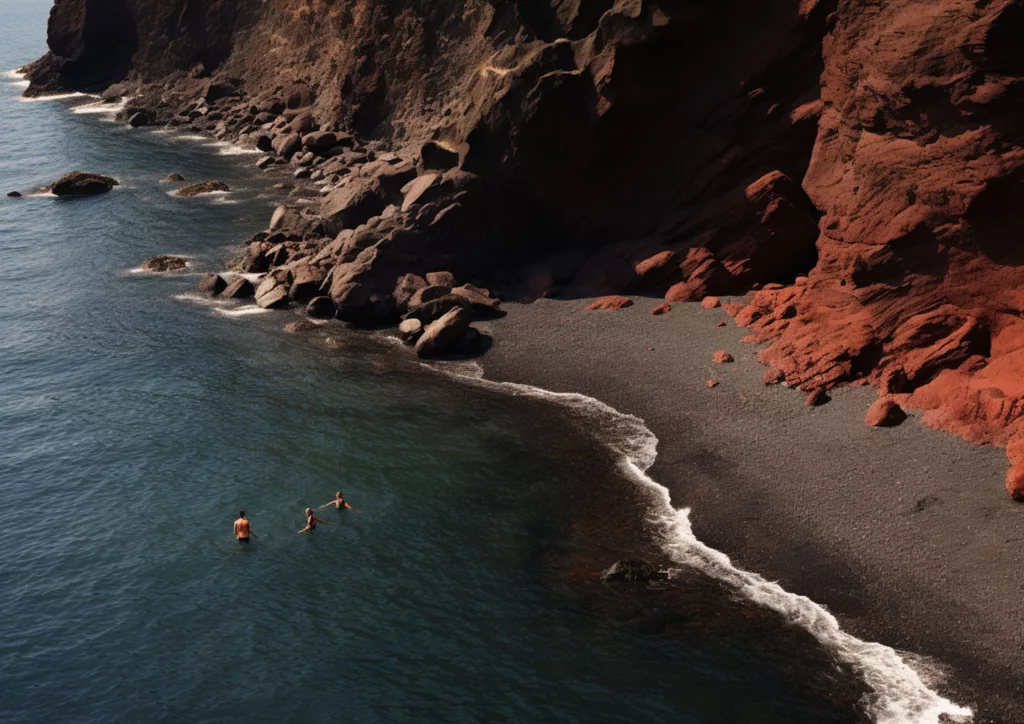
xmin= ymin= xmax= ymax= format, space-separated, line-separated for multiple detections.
xmin=22 ymin=0 xmax=1024 ymax=497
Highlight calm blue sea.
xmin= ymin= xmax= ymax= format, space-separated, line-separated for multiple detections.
xmin=0 ymin=4 xmax=871 ymax=722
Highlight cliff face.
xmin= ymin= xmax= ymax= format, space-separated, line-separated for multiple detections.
xmin=24 ymin=0 xmax=1024 ymax=496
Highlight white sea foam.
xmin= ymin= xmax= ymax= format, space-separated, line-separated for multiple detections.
xmin=19 ymin=91 xmax=91 ymax=103
xmin=210 ymin=195 xmax=240 ymax=205
xmin=213 ymin=306 xmax=270 ymax=318
xmin=70 ymin=98 xmax=126 ymax=115
xmin=3 ymin=68 xmax=25 ymax=79
xmin=167 ymin=189 xmax=230 ymax=199
xmin=443 ymin=363 xmax=973 ymax=724
xmin=211 ymin=142 xmax=260 ymax=156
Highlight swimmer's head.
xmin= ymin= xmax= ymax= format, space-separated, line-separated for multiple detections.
xmin=305 ymin=507 xmax=312 ymax=516
xmin=239 ymin=511 xmax=245 ymax=518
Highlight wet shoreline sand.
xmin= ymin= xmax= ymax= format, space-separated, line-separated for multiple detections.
xmin=477 ymin=297 xmax=1024 ymax=724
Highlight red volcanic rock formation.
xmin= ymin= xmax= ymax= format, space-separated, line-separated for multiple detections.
xmin=866 ymin=399 xmax=907 ymax=428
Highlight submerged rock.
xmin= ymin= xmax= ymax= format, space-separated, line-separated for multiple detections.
xmin=50 ymin=172 xmax=119 ymax=197
xmin=175 ymin=180 xmax=230 ymax=197
xmin=600 ymin=559 xmax=666 ymax=584
xmin=141 ymin=255 xmax=188 ymax=272
xmin=7 ymin=191 xmax=22 ymax=198
xmin=163 ymin=173 xmax=186 ymax=183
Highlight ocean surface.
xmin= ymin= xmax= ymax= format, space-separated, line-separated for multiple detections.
xmin=0 ymin=4 xmax=969 ymax=723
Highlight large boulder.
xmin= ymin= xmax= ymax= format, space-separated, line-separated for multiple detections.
xmin=415 ymin=307 xmax=472 ymax=359
xmin=322 ymin=178 xmax=385 ymax=233
xmin=302 ymin=131 xmax=337 ymax=153
xmin=393 ymin=273 xmax=429 ymax=312
xmin=449 ymin=284 xmax=500 ymax=316
xmin=141 ymin=255 xmax=187 ymax=272
xmin=331 ymin=281 xmax=373 ymax=322
xmin=198 ymin=273 xmax=227 ymax=296
xmin=305 ymin=296 xmax=336 ymax=319
xmin=289 ymin=264 xmax=327 ymax=302
xmin=398 ymin=317 xmax=423 ymax=343
xmin=254 ymin=276 xmax=289 ymax=309
xmin=272 ymin=133 xmax=302 ymax=159
xmin=401 ymin=173 xmax=440 ymax=211
xmin=222 ymin=277 xmax=255 ymax=299
xmin=50 ymin=172 xmax=119 ymax=197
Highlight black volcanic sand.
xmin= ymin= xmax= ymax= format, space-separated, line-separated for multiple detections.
xmin=477 ymin=297 xmax=1024 ymax=724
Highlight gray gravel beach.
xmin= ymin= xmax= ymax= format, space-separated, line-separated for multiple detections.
xmin=480 ymin=297 xmax=1024 ymax=723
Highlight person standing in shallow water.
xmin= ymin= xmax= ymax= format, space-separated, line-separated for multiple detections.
xmin=233 ymin=511 xmax=255 ymax=543
xmin=319 ymin=491 xmax=355 ymax=512
xmin=297 ymin=507 xmax=328 ymax=534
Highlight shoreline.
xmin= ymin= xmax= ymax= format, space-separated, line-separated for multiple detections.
xmin=477 ymin=298 xmax=1024 ymax=724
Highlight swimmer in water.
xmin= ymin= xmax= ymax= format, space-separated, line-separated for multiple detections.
xmin=297 ymin=507 xmax=329 ymax=534
xmin=233 ymin=511 xmax=255 ymax=543
xmin=318 ymin=491 xmax=355 ymax=511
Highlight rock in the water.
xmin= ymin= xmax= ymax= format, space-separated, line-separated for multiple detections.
xmin=175 ymin=180 xmax=230 ymax=197
xmin=415 ymin=306 xmax=471 ymax=359
xmin=255 ymin=278 xmax=289 ymax=309
xmin=289 ymin=264 xmax=326 ymax=302
xmin=50 ymin=172 xmax=119 ymax=197
xmin=585 ymin=295 xmax=633 ymax=311
xmin=398 ymin=317 xmax=423 ymax=343
xmin=127 ymin=111 xmax=150 ymax=127
xmin=199 ymin=273 xmax=227 ymax=296
xmin=712 ymin=350 xmax=734 ymax=364
xmin=865 ymin=399 xmax=906 ymax=427
xmin=305 ymin=296 xmax=336 ymax=319
xmin=163 ymin=173 xmax=185 ymax=183
xmin=222 ymin=277 xmax=255 ymax=299
xmin=600 ymin=559 xmax=665 ymax=584
xmin=7 ymin=191 xmax=22 ymax=198
xmin=141 ymin=255 xmax=188 ymax=272
xmin=256 ymin=156 xmax=274 ymax=169
xmin=283 ymin=320 xmax=317 ymax=334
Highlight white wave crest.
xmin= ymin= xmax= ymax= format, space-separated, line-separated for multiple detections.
xmin=70 ymin=98 xmax=126 ymax=115
xmin=3 ymin=68 xmax=26 ymax=79
xmin=19 ymin=91 xmax=91 ymax=103
xmin=213 ymin=306 xmax=270 ymax=318
xmin=211 ymin=142 xmax=261 ymax=156
xmin=445 ymin=364 xmax=973 ymax=724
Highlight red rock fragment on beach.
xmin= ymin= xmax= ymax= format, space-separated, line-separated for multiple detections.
xmin=706 ymin=379 xmax=719 ymax=389
xmin=865 ymin=399 xmax=906 ymax=427
xmin=722 ymin=303 xmax=744 ymax=318
xmin=763 ymin=368 xmax=785 ymax=385
xmin=585 ymin=295 xmax=633 ymax=311
xmin=634 ymin=251 xmax=679 ymax=287
xmin=715 ymin=321 xmax=726 ymax=327
xmin=701 ymin=296 xmax=721 ymax=309
xmin=713 ymin=350 xmax=733 ymax=364
xmin=652 ymin=303 xmax=671 ymax=316
xmin=805 ymin=389 xmax=829 ymax=407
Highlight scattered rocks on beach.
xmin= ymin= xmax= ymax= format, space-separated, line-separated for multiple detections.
xmin=50 ymin=172 xmax=119 ymax=197
xmin=651 ymin=303 xmax=670 ymax=316
xmin=415 ymin=307 xmax=472 ymax=359
xmin=706 ymin=379 xmax=719 ymax=389
xmin=805 ymin=389 xmax=830 ymax=407
xmin=585 ymin=296 xmax=633 ymax=311
xmin=713 ymin=350 xmax=734 ymax=364
xmin=700 ymin=296 xmax=721 ymax=309
xmin=865 ymin=398 xmax=906 ymax=427
xmin=198 ymin=273 xmax=227 ymax=296
xmin=175 ymin=180 xmax=230 ymax=197
xmin=141 ymin=255 xmax=188 ymax=272
xmin=763 ymin=368 xmax=785 ymax=385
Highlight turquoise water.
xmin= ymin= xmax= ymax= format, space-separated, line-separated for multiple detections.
xmin=0 ymin=4 xmax=863 ymax=722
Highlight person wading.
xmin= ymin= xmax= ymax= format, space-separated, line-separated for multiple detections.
xmin=297 ymin=507 xmax=329 ymax=534
xmin=318 ymin=491 xmax=357 ymax=512
xmin=233 ymin=511 xmax=256 ymax=543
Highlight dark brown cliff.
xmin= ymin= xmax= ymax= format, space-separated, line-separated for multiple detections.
xmin=24 ymin=0 xmax=1024 ymax=497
